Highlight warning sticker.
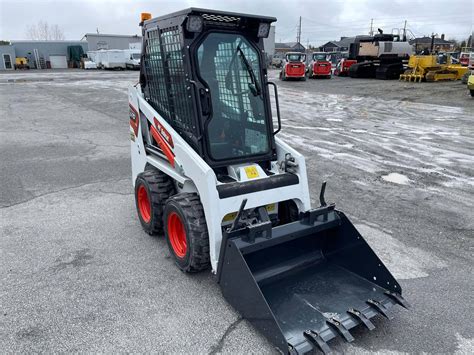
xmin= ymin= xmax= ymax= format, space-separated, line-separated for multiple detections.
xmin=244 ymin=166 xmax=259 ymax=179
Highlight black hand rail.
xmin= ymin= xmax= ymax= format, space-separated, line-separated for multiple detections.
xmin=267 ymin=81 xmax=281 ymax=135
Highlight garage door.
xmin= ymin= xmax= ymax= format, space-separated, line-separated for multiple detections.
xmin=49 ymin=55 xmax=68 ymax=69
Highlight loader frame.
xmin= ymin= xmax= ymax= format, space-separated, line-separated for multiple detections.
xmin=130 ymin=8 xmax=409 ymax=354
xmin=133 ymin=9 xmax=313 ymax=271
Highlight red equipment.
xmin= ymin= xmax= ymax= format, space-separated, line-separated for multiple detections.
xmin=459 ymin=52 xmax=470 ymax=66
xmin=334 ymin=58 xmax=357 ymax=76
xmin=280 ymin=52 xmax=306 ymax=80
xmin=308 ymin=52 xmax=332 ymax=78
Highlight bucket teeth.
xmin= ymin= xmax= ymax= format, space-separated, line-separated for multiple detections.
xmin=326 ymin=318 xmax=354 ymax=342
xmin=288 ymin=343 xmax=298 ymax=355
xmin=385 ymin=291 xmax=411 ymax=309
xmin=303 ymin=330 xmax=332 ymax=354
xmin=367 ymin=299 xmax=394 ymax=320
xmin=347 ymin=308 xmax=375 ymax=330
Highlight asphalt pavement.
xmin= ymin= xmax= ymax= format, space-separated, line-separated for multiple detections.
xmin=1 ymin=69 xmax=473 ymax=353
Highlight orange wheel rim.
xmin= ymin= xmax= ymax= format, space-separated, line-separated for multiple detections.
xmin=137 ymin=185 xmax=151 ymax=223
xmin=168 ymin=212 xmax=187 ymax=258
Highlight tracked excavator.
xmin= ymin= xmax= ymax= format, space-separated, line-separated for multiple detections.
xmin=349 ymin=29 xmax=412 ymax=80
xmin=129 ymin=9 xmax=409 ymax=354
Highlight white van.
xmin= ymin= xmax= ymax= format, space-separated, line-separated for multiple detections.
xmin=125 ymin=51 xmax=141 ymax=70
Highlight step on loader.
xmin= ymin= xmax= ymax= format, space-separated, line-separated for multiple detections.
xmin=129 ymin=9 xmax=409 ymax=354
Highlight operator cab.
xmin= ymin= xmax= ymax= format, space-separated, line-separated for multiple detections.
xmin=285 ymin=52 xmax=306 ymax=63
xmin=196 ymin=33 xmax=269 ymax=161
xmin=311 ymin=52 xmax=328 ymax=62
xmin=139 ymin=8 xmax=277 ymax=168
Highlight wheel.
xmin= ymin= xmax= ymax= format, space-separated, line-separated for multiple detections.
xmin=470 ymin=90 xmax=474 ymax=97
xmin=135 ymin=169 xmax=175 ymax=235
xmin=163 ymin=193 xmax=210 ymax=272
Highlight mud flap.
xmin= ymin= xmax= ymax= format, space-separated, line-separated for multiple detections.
xmin=217 ymin=206 xmax=409 ymax=354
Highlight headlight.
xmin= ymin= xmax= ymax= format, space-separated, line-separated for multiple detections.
xmin=257 ymin=22 xmax=270 ymax=38
xmin=186 ymin=15 xmax=203 ymax=33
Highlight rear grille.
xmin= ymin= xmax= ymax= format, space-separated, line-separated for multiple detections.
xmin=202 ymin=13 xmax=241 ymax=27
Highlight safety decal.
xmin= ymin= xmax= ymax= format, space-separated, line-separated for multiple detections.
xmin=129 ymin=104 xmax=139 ymax=137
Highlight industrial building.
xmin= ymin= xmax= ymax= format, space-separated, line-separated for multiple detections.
xmin=0 ymin=34 xmax=142 ymax=70
xmin=263 ymin=26 xmax=276 ymax=58
xmin=0 ymin=40 xmax=88 ymax=69
xmin=83 ymin=33 xmax=141 ymax=51
xmin=0 ymin=45 xmax=16 ymax=70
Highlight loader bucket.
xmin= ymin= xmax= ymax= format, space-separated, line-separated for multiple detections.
xmin=217 ymin=207 xmax=409 ymax=354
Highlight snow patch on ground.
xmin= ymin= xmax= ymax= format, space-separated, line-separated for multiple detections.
xmin=343 ymin=344 xmax=406 ymax=355
xmin=381 ymin=172 xmax=411 ymax=185
xmin=355 ymin=223 xmax=447 ymax=280
xmin=454 ymin=333 xmax=474 ymax=354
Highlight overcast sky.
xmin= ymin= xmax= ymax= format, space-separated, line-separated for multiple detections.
xmin=0 ymin=0 xmax=472 ymax=46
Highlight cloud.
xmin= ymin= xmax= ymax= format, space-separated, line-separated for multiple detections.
xmin=0 ymin=0 xmax=472 ymax=45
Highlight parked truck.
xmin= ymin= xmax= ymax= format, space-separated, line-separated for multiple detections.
xmin=101 ymin=50 xmax=126 ymax=69
xmin=125 ymin=50 xmax=141 ymax=69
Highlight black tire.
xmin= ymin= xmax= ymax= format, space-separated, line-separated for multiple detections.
xmin=135 ymin=170 xmax=175 ymax=235
xmin=163 ymin=193 xmax=210 ymax=272
xmin=470 ymin=90 xmax=474 ymax=97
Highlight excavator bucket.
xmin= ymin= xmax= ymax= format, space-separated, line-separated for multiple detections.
xmin=217 ymin=205 xmax=409 ymax=354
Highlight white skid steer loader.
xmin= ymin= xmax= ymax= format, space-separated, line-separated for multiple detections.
xmin=129 ymin=9 xmax=409 ymax=354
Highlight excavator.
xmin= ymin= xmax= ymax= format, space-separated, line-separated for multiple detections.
xmin=349 ymin=29 xmax=412 ymax=80
xmin=129 ymin=8 xmax=409 ymax=353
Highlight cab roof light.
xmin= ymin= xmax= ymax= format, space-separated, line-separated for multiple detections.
xmin=140 ymin=12 xmax=152 ymax=23
xmin=257 ymin=22 xmax=270 ymax=38
xmin=186 ymin=15 xmax=203 ymax=33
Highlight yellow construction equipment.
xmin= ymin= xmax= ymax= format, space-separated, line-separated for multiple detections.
xmin=15 ymin=57 xmax=29 ymax=70
xmin=468 ymin=73 xmax=474 ymax=97
xmin=400 ymin=55 xmax=468 ymax=82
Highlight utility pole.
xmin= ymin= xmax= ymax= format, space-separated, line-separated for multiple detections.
xmin=369 ymin=18 xmax=373 ymax=36
xmin=297 ymin=16 xmax=302 ymax=45
xmin=403 ymin=20 xmax=407 ymax=41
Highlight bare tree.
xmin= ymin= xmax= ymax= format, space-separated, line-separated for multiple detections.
xmin=50 ymin=24 xmax=65 ymax=40
xmin=26 ymin=21 xmax=65 ymax=40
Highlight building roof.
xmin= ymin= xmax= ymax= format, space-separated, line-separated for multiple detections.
xmin=335 ymin=37 xmax=356 ymax=47
xmin=275 ymin=42 xmax=305 ymax=50
xmin=275 ymin=42 xmax=291 ymax=49
xmin=321 ymin=37 xmax=356 ymax=49
xmin=409 ymin=37 xmax=454 ymax=45
xmin=11 ymin=40 xmax=85 ymax=44
xmin=84 ymin=33 xmax=140 ymax=38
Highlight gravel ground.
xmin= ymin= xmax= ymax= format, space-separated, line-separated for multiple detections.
xmin=1 ymin=69 xmax=473 ymax=353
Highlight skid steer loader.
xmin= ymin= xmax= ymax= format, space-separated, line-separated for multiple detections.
xmin=130 ymin=9 xmax=409 ymax=354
